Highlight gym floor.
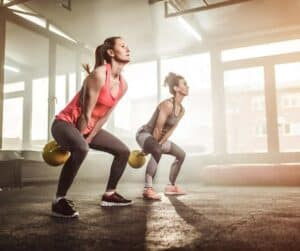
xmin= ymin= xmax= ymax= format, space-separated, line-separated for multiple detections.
xmin=0 ymin=181 xmax=299 ymax=251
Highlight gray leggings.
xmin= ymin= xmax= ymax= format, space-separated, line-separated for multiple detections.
xmin=51 ymin=119 xmax=130 ymax=197
xmin=136 ymin=130 xmax=186 ymax=188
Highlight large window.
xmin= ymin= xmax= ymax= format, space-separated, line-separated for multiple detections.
xmin=222 ymin=39 xmax=300 ymax=62
xmin=55 ymin=45 xmax=76 ymax=115
xmin=224 ymin=67 xmax=266 ymax=153
xmin=32 ymin=78 xmax=49 ymax=144
xmin=3 ymin=98 xmax=23 ymax=149
xmin=55 ymin=75 xmax=67 ymax=115
xmin=68 ymin=73 xmax=77 ymax=102
xmin=275 ymin=62 xmax=300 ymax=152
xmin=4 ymin=81 xmax=24 ymax=93
xmin=5 ymin=21 xmax=49 ymax=149
xmin=114 ymin=61 xmax=157 ymax=148
xmin=161 ymin=53 xmax=212 ymax=153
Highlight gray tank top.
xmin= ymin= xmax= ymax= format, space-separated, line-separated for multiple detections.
xmin=141 ymin=98 xmax=183 ymax=136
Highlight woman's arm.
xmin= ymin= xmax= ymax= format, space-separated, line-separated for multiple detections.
xmin=85 ymin=79 xmax=128 ymax=143
xmin=152 ymin=100 xmax=173 ymax=142
xmin=77 ymin=67 xmax=106 ymax=134
xmin=158 ymin=108 xmax=185 ymax=145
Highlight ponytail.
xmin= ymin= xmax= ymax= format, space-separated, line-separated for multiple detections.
xmin=82 ymin=63 xmax=91 ymax=74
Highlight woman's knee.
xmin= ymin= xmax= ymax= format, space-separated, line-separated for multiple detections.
xmin=153 ymin=146 xmax=163 ymax=156
xmin=177 ymin=150 xmax=186 ymax=162
xmin=143 ymin=136 xmax=160 ymax=153
xmin=118 ymin=146 xmax=130 ymax=160
xmin=74 ymin=142 xmax=89 ymax=156
xmin=149 ymin=145 xmax=163 ymax=161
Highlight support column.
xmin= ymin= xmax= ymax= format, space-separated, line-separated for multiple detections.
xmin=65 ymin=72 xmax=69 ymax=102
xmin=75 ymin=51 xmax=82 ymax=91
xmin=22 ymin=76 xmax=32 ymax=149
xmin=211 ymin=50 xmax=226 ymax=155
xmin=157 ymin=58 xmax=161 ymax=103
xmin=48 ymin=39 xmax=56 ymax=141
xmin=0 ymin=8 xmax=6 ymax=148
xmin=264 ymin=64 xmax=279 ymax=154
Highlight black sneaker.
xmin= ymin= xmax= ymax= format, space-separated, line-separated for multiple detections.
xmin=52 ymin=198 xmax=79 ymax=218
xmin=101 ymin=192 xmax=133 ymax=207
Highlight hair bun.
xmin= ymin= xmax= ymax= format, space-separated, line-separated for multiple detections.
xmin=164 ymin=72 xmax=177 ymax=86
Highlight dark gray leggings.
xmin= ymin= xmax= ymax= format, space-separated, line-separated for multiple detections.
xmin=136 ymin=131 xmax=186 ymax=187
xmin=51 ymin=119 xmax=130 ymax=197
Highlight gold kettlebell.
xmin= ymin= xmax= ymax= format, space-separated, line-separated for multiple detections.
xmin=128 ymin=150 xmax=147 ymax=169
xmin=42 ymin=140 xmax=70 ymax=166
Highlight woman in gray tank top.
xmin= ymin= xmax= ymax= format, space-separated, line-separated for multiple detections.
xmin=136 ymin=72 xmax=189 ymax=200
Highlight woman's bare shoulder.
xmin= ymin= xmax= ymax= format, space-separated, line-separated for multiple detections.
xmin=158 ymin=99 xmax=173 ymax=113
xmin=92 ymin=65 xmax=106 ymax=79
xmin=83 ymin=66 xmax=106 ymax=90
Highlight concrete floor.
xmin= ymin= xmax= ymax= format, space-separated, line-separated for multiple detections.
xmin=0 ymin=181 xmax=300 ymax=251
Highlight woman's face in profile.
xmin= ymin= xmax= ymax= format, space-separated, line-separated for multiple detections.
xmin=112 ymin=38 xmax=130 ymax=63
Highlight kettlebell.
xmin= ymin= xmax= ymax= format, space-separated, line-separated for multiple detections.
xmin=128 ymin=150 xmax=146 ymax=169
xmin=42 ymin=140 xmax=70 ymax=166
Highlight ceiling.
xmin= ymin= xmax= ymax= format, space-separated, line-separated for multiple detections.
xmin=19 ymin=0 xmax=300 ymax=57
xmin=3 ymin=0 xmax=300 ymax=82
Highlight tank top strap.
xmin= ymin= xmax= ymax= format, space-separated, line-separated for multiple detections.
xmin=105 ymin=64 xmax=124 ymax=100
xmin=104 ymin=63 xmax=111 ymax=88
xmin=164 ymin=98 xmax=175 ymax=114
xmin=171 ymin=97 xmax=182 ymax=117
xmin=118 ymin=75 xmax=124 ymax=99
xmin=172 ymin=97 xmax=176 ymax=114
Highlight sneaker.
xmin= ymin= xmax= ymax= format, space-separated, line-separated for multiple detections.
xmin=164 ymin=185 xmax=186 ymax=195
xmin=52 ymin=198 xmax=79 ymax=218
xmin=101 ymin=192 xmax=133 ymax=207
xmin=143 ymin=187 xmax=161 ymax=200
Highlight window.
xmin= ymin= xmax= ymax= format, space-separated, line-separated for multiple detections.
xmin=281 ymin=123 xmax=300 ymax=136
xmin=281 ymin=94 xmax=300 ymax=108
xmin=224 ymin=67 xmax=266 ymax=153
xmin=68 ymin=73 xmax=77 ymax=102
xmin=251 ymin=96 xmax=265 ymax=111
xmin=55 ymin=75 xmax=66 ymax=115
xmin=222 ymin=39 xmax=300 ymax=62
xmin=32 ymin=78 xmax=49 ymax=142
xmin=3 ymin=98 xmax=23 ymax=149
xmin=289 ymin=123 xmax=300 ymax=135
xmin=275 ymin=62 xmax=300 ymax=152
xmin=5 ymin=21 xmax=49 ymax=149
xmin=4 ymin=81 xmax=24 ymax=93
xmin=254 ymin=123 xmax=266 ymax=137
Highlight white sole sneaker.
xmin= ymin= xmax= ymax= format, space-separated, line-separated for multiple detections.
xmin=142 ymin=195 xmax=162 ymax=200
xmin=164 ymin=192 xmax=186 ymax=195
xmin=51 ymin=211 xmax=79 ymax=218
xmin=100 ymin=201 xmax=134 ymax=207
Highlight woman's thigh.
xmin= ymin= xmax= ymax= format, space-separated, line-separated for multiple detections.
xmin=51 ymin=120 xmax=87 ymax=151
xmin=89 ymin=129 xmax=129 ymax=155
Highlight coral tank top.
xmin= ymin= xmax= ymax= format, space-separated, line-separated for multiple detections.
xmin=56 ymin=64 xmax=124 ymax=135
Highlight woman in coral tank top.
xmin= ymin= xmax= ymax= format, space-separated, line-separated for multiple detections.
xmin=51 ymin=37 xmax=133 ymax=218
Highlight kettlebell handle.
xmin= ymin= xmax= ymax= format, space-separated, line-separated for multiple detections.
xmin=138 ymin=151 xmax=147 ymax=157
